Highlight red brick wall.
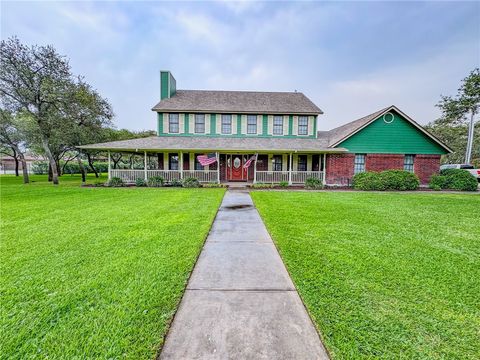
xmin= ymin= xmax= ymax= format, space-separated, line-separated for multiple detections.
xmin=366 ymin=154 xmax=404 ymax=172
xmin=415 ymin=155 xmax=441 ymax=184
xmin=326 ymin=154 xmax=355 ymax=185
xmin=326 ymin=153 xmax=441 ymax=186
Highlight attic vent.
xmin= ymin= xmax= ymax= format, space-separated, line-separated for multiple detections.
xmin=383 ymin=112 xmax=394 ymax=124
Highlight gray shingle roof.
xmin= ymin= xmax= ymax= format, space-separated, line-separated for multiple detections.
xmin=326 ymin=106 xmax=391 ymax=146
xmin=79 ymin=135 xmax=346 ymax=153
xmin=151 ymin=90 xmax=323 ymax=115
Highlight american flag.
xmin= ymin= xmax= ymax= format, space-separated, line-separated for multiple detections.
xmin=243 ymin=154 xmax=257 ymax=169
xmin=197 ymin=153 xmax=218 ymax=166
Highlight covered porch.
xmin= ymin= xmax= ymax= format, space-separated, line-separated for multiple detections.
xmin=106 ymin=151 xmax=326 ymax=185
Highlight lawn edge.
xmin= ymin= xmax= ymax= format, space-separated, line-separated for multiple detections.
xmin=154 ymin=188 xmax=227 ymax=359
xmin=250 ymin=191 xmax=334 ymax=360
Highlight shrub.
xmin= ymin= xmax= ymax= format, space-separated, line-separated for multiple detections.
xmin=32 ymin=161 xmax=49 ymax=175
xmin=147 ymin=176 xmax=164 ymax=187
xmin=182 ymin=177 xmax=200 ymax=188
xmin=305 ymin=177 xmax=323 ymax=190
xmin=279 ymin=181 xmax=289 ymax=188
xmin=380 ymin=170 xmax=420 ymax=191
xmin=169 ymin=179 xmax=183 ymax=187
xmin=135 ymin=178 xmax=146 ymax=187
xmin=202 ymin=182 xmax=226 ymax=188
xmin=431 ymin=169 xmax=477 ymax=191
xmin=429 ymin=174 xmax=447 ymax=190
xmin=352 ymin=172 xmax=384 ymax=191
xmin=107 ymin=177 xmax=124 ymax=187
xmin=353 ymin=170 xmax=419 ymax=191
xmin=252 ymin=182 xmax=273 ymax=189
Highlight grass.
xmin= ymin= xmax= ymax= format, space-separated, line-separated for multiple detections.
xmin=0 ymin=175 xmax=225 ymax=359
xmin=251 ymin=191 xmax=480 ymax=359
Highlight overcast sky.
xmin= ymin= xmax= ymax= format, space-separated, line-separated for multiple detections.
xmin=1 ymin=1 xmax=479 ymax=131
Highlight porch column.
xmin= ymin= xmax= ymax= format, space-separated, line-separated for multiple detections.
xmin=254 ymin=155 xmax=257 ymax=184
xmin=108 ymin=151 xmax=111 ymax=180
xmin=180 ymin=151 xmax=183 ymax=179
xmin=322 ymin=153 xmax=327 ymax=185
xmin=216 ymin=152 xmax=220 ymax=184
xmin=144 ymin=151 xmax=147 ymax=181
xmin=288 ymin=152 xmax=292 ymax=185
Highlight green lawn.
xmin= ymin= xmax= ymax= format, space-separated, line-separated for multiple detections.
xmin=252 ymin=191 xmax=480 ymax=359
xmin=0 ymin=175 xmax=225 ymax=359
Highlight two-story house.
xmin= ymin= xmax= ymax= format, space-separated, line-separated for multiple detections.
xmin=80 ymin=71 xmax=451 ymax=185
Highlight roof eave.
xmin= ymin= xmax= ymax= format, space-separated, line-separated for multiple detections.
xmin=151 ymin=108 xmax=323 ymax=115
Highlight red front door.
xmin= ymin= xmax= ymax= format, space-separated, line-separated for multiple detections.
xmin=228 ymin=154 xmax=247 ymax=181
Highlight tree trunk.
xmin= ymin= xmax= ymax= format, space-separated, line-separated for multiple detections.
xmin=14 ymin=155 xmax=19 ymax=177
xmin=17 ymin=150 xmax=30 ymax=184
xmin=86 ymin=153 xmax=99 ymax=178
xmin=77 ymin=152 xmax=86 ymax=184
xmin=112 ymin=153 xmax=122 ymax=169
xmin=48 ymin=163 xmax=52 ymax=181
xmin=41 ymin=136 xmax=59 ymax=185
xmin=55 ymin=159 xmax=62 ymax=176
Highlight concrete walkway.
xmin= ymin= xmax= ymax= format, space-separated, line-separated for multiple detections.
xmin=160 ymin=190 xmax=329 ymax=360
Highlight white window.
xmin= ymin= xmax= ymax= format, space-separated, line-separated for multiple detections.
xmin=169 ymin=114 xmax=179 ymax=133
xmin=247 ymin=115 xmax=257 ymax=134
xmin=298 ymin=116 xmax=308 ymax=135
xmin=273 ymin=116 xmax=283 ymax=135
xmin=354 ymin=154 xmax=366 ymax=174
xmin=404 ymin=155 xmax=414 ymax=172
xmin=298 ymin=155 xmax=307 ymax=171
xmin=195 ymin=114 xmax=205 ymax=134
xmin=221 ymin=114 xmax=232 ymax=134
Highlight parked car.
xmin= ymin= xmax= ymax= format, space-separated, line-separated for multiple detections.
xmin=440 ymin=164 xmax=480 ymax=182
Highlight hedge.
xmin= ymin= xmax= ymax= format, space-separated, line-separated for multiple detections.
xmin=429 ymin=169 xmax=477 ymax=191
xmin=32 ymin=161 xmax=108 ymax=175
xmin=353 ymin=170 xmax=420 ymax=191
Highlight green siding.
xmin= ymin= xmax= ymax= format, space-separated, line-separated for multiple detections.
xmin=262 ymin=115 xmax=268 ymax=136
xmin=157 ymin=113 xmax=163 ymax=135
xmin=237 ymin=114 xmax=242 ymax=135
xmin=337 ymin=112 xmax=448 ymax=154
xmin=289 ymin=115 xmax=293 ymax=136
xmin=184 ymin=113 xmax=189 ymax=133
xmin=160 ymin=72 xmax=169 ymax=100
xmin=210 ymin=114 xmax=216 ymax=135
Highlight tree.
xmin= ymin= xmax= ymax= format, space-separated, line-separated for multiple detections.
xmin=0 ymin=37 xmax=113 ymax=184
xmin=436 ymin=68 xmax=480 ymax=163
xmin=0 ymin=109 xmax=29 ymax=183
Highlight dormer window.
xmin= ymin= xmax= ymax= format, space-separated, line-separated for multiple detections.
xmin=298 ymin=116 xmax=308 ymax=135
xmin=221 ymin=114 xmax=232 ymax=134
xmin=195 ymin=114 xmax=205 ymax=133
xmin=273 ymin=116 xmax=283 ymax=135
xmin=169 ymin=113 xmax=179 ymax=133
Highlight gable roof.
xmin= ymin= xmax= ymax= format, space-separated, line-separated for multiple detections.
xmin=151 ymin=90 xmax=323 ymax=115
xmin=326 ymin=105 xmax=452 ymax=152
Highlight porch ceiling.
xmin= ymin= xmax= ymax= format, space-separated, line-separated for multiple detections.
xmin=78 ymin=136 xmax=348 ymax=153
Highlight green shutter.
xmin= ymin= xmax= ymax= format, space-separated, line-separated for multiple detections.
xmin=237 ymin=114 xmax=242 ymax=135
xmin=184 ymin=113 xmax=189 ymax=134
xmin=289 ymin=115 xmax=293 ymax=136
xmin=313 ymin=115 xmax=317 ymax=138
xmin=262 ymin=115 xmax=268 ymax=136
xmin=210 ymin=114 xmax=216 ymax=135
xmin=157 ymin=113 xmax=163 ymax=135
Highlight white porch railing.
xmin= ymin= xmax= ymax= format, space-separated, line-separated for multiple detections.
xmin=183 ymin=170 xmax=218 ymax=183
xmin=291 ymin=171 xmax=324 ymax=184
xmin=256 ymin=171 xmax=289 ymax=183
xmin=110 ymin=169 xmax=217 ymax=183
xmin=110 ymin=169 xmax=145 ymax=183
xmin=256 ymin=171 xmax=323 ymax=184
